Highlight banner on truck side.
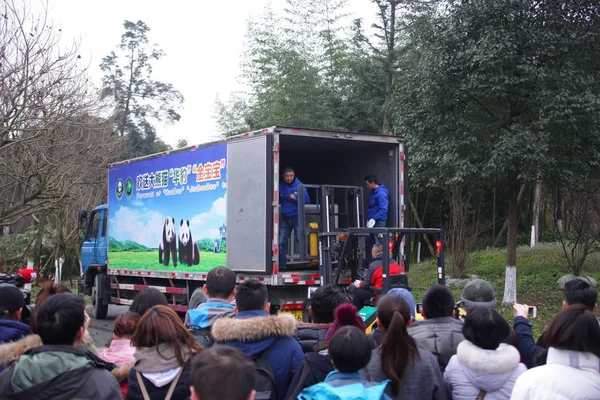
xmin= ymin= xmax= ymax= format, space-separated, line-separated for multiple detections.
xmin=108 ymin=143 xmax=227 ymax=272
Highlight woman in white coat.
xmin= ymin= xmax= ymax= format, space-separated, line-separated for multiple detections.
xmin=444 ymin=307 xmax=526 ymax=400
xmin=510 ymin=304 xmax=600 ymax=400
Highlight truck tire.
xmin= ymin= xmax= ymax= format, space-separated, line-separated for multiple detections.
xmin=91 ymin=273 xmax=108 ymax=320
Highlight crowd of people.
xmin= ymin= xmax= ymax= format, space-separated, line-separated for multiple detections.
xmin=0 ymin=265 xmax=598 ymax=399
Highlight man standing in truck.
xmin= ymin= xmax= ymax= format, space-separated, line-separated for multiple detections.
xmin=365 ymin=174 xmax=389 ymax=264
xmin=279 ymin=167 xmax=310 ymax=271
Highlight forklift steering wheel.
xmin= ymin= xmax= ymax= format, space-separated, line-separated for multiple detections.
xmin=357 ymin=268 xmax=368 ymax=280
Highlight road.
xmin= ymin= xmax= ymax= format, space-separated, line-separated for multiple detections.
xmin=86 ymin=304 xmax=129 ymax=348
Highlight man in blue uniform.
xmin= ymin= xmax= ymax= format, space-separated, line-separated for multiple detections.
xmin=279 ymin=167 xmax=310 ymax=271
xmin=365 ymin=174 xmax=389 ymax=264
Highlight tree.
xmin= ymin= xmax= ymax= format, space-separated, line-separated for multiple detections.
xmin=176 ymin=138 xmax=188 ymax=149
xmin=100 ymin=20 xmax=183 ymax=158
xmin=352 ymin=0 xmax=436 ymax=134
xmin=396 ymin=0 xmax=600 ymax=304
xmin=558 ymin=183 xmax=600 ymax=278
xmin=0 ymin=0 xmax=119 ymax=224
xmin=215 ymin=0 xmax=356 ymax=135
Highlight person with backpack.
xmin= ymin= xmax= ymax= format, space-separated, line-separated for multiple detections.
xmin=298 ymin=325 xmax=390 ymax=400
xmin=126 ymin=305 xmax=202 ymax=400
xmin=185 ymin=266 xmax=237 ymax=347
xmin=212 ymin=279 xmax=305 ymax=400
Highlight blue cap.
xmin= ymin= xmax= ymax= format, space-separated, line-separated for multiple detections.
xmin=388 ymin=288 xmax=416 ymax=319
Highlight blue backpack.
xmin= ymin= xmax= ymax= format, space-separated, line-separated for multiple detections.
xmin=298 ymin=380 xmax=391 ymax=400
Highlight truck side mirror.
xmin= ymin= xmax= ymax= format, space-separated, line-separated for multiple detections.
xmin=79 ymin=211 xmax=88 ymax=230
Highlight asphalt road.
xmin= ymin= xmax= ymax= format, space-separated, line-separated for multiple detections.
xmin=86 ymin=304 xmax=129 ymax=348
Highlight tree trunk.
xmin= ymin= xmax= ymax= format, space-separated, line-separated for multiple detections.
xmin=531 ymin=180 xmax=542 ymax=247
xmin=34 ymin=213 xmax=46 ymax=267
xmin=556 ymin=186 xmax=563 ymax=233
xmin=409 ymin=197 xmax=436 ymax=258
xmin=502 ymin=172 xmax=519 ymax=305
xmin=492 ymin=183 xmax=528 ymax=247
xmin=382 ymin=1 xmax=396 ymax=134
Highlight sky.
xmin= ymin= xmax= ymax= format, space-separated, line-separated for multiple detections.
xmin=34 ymin=0 xmax=378 ymax=148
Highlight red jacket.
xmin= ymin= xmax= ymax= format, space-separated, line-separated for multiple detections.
xmin=360 ymin=255 xmax=403 ymax=293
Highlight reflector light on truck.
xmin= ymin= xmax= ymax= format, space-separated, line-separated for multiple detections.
xmin=282 ymin=303 xmax=304 ymax=311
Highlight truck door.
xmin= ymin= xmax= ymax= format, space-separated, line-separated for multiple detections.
xmin=226 ymin=135 xmax=272 ymax=273
xmin=81 ymin=209 xmax=108 ymax=269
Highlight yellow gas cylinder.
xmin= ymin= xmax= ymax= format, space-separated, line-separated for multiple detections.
xmin=309 ymin=222 xmax=319 ymax=256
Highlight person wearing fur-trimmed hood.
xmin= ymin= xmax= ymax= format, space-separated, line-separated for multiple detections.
xmin=211 ymin=279 xmax=304 ymax=400
xmin=444 ymin=308 xmax=525 ymax=400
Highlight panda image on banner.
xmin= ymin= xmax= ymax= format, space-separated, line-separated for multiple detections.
xmin=178 ymin=220 xmax=200 ymax=266
xmin=159 ymin=217 xmax=178 ymax=267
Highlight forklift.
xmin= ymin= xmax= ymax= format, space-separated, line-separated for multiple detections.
xmin=293 ymin=183 xmax=450 ymax=330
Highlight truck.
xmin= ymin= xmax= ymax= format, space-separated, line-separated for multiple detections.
xmin=78 ymin=126 xmax=413 ymax=320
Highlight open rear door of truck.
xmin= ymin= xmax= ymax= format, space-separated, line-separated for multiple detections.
xmin=226 ymin=134 xmax=273 ymax=273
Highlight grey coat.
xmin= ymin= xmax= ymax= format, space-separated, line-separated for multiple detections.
xmin=407 ymin=317 xmax=465 ymax=372
xmin=363 ymin=347 xmax=449 ymax=400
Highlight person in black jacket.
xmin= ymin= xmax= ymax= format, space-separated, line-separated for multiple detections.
xmin=286 ymin=303 xmax=366 ymax=399
xmin=294 ymin=284 xmax=348 ymax=353
xmin=0 ymin=293 xmax=121 ymax=400
xmin=513 ymin=279 xmax=598 ymax=368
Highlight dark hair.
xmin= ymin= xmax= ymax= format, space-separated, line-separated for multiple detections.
xmin=130 ymin=288 xmax=168 ymax=316
xmin=33 ymin=293 xmax=84 ymax=345
xmin=462 ymin=307 xmax=510 ymax=350
xmin=283 ymin=166 xmax=295 ymax=173
xmin=544 ymin=304 xmax=600 ymax=358
xmin=206 ymin=266 xmax=237 ymax=299
xmin=422 ymin=285 xmax=455 ymax=319
xmin=235 ymin=280 xmax=268 ymax=312
xmin=191 ymin=345 xmax=256 ymax=400
xmin=131 ymin=305 xmax=202 ymax=366
xmin=310 ymin=284 xmax=348 ymax=324
xmin=563 ymin=279 xmax=597 ymax=310
xmin=364 ymin=174 xmax=378 ymax=184
xmin=377 ymin=294 xmax=420 ymax=396
xmin=328 ymin=325 xmax=371 ymax=373
xmin=31 ymin=282 xmax=72 ymax=327
xmin=113 ymin=311 xmax=141 ymax=338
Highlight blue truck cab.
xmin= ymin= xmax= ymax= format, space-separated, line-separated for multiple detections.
xmin=78 ymin=204 xmax=110 ymax=318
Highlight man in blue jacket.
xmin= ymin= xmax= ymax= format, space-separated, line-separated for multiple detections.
xmin=364 ymin=174 xmax=389 ymax=264
xmin=279 ymin=166 xmax=310 ymax=271
xmin=211 ymin=279 xmax=305 ymax=400
xmin=184 ymin=266 xmax=236 ymax=347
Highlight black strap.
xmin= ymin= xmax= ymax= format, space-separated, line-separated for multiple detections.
xmin=476 ymin=390 xmax=487 ymax=400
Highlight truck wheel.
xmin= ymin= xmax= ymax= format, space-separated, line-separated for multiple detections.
xmin=91 ymin=273 xmax=108 ymax=320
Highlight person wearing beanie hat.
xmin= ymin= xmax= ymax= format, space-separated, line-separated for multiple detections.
xmin=325 ymin=303 xmax=366 ymax=342
xmin=408 ymin=285 xmax=464 ymax=372
xmin=286 ymin=304 xmax=366 ymax=399
xmin=0 ymin=285 xmax=30 ymax=345
xmin=461 ymin=279 xmax=496 ymax=312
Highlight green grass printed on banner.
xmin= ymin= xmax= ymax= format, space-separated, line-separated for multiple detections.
xmin=108 ymin=250 xmax=226 ymax=272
